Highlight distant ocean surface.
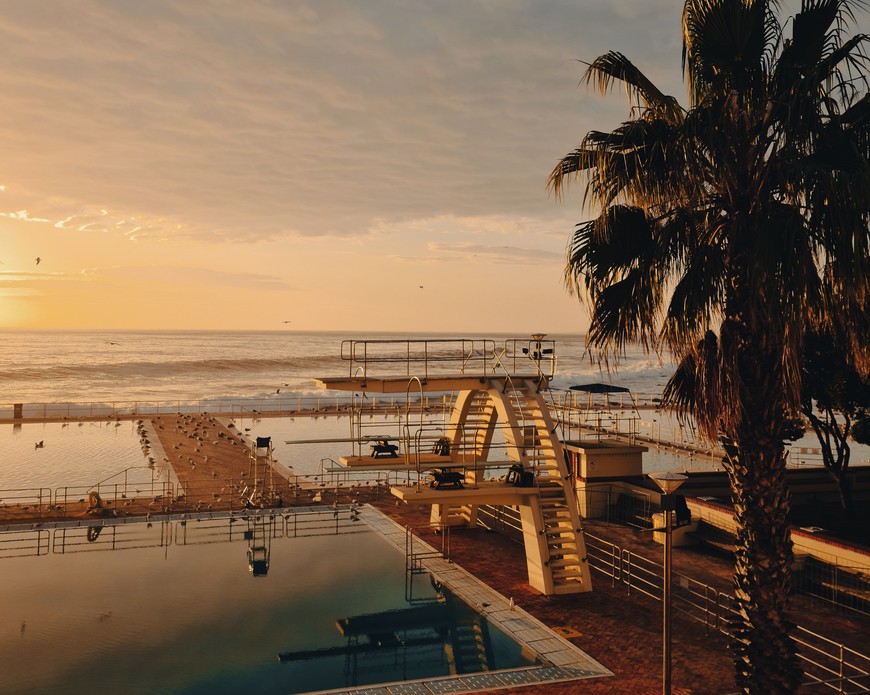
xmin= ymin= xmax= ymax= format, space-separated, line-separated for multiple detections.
xmin=0 ymin=330 xmax=675 ymax=405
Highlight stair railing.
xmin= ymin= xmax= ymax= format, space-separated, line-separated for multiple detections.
xmin=404 ymin=376 xmax=425 ymax=492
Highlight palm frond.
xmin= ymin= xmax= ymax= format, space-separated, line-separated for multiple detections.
xmin=564 ymin=206 xmax=654 ymax=294
xmin=547 ymin=148 xmax=598 ymax=199
xmin=582 ymin=51 xmax=684 ymax=123
xmin=661 ymin=351 xmax=699 ymax=422
xmin=586 ymin=268 xmax=663 ymax=352
xmin=683 ymin=0 xmax=774 ymax=104
xmin=786 ymin=0 xmax=841 ymax=69
xmin=662 ymin=244 xmax=726 ymax=351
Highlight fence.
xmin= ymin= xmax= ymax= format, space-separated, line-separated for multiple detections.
xmin=476 ymin=502 xmax=870 ymax=693
xmin=0 ymin=394 xmax=452 ymax=421
xmin=585 ymin=529 xmax=870 ymax=693
xmin=1 ymin=467 xmax=407 ymax=519
xmin=0 ymin=506 xmax=369 ymax=558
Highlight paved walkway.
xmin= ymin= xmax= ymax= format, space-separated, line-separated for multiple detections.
xmin=371 ymin=501 xmax=870 ymax=695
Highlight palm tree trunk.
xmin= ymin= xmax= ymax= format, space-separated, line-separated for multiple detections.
xmin=723 ymin=437 xmax=802 ymax=693
xmin=721 ymin=322 xmax=803 ymax=693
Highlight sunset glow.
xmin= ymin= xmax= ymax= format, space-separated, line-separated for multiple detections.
xmin=0 ymin=1 xmax=685 ymax=333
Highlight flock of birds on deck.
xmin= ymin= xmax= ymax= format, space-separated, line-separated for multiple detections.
xmin=13 ymin=413 xmax=384 ymax=525
xmin=144 ymin=414 xmax=376 ymax=516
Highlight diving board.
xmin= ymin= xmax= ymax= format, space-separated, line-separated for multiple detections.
xmin=315 ymin=338 xmax=593 ymax=596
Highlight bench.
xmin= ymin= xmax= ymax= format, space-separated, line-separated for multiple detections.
xmin=430 ymin=468 xmax=464 ymax=489
xmin=432 ymin=437 xmax=451 ymax=456
xmin=505 ymin=464 xmax=535 ymax=487
xmin=370 ymin=440 xmax=399 ymax=458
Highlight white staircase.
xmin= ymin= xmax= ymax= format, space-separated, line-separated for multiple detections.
xmin=499 ymin=380 xmax=592 ymax=594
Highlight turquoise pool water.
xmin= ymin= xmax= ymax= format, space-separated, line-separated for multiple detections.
xmin=0 ymin=510 xmax=534 ymax=694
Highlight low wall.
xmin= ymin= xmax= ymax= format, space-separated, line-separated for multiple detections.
xmin=687 ymin=497 xmax=870 ymax=573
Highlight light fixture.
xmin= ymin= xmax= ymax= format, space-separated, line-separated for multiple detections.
xmin=649 ymin=471 xmax=688 ymax=495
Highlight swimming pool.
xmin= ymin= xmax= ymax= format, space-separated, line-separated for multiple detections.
xmin=0 ymin=508 xmax=536 ymax=695
xmin=0 ymin=420 xmax=160 ymax=492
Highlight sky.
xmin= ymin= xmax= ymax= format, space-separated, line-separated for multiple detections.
xmin=0 ymin=0 xmax=688 ymax=333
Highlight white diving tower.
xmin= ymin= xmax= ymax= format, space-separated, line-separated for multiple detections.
xmin=315 ymin=337 xmax=593 ymax=596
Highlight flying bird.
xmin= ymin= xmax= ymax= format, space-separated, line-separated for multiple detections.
xmin=35 ymin=257 xmax=41 ymax=266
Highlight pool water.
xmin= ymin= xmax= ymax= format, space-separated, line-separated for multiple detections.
xmin=0 ymin=420 xmax=159 ymax=492
xmin=0 ymin=511 xmax=534 ymax=694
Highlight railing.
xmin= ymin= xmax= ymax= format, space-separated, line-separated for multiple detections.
xmin=340 ymin=337 xmax=557 ymax=379
xmin=0 ymin=507 xmax=371 ymax=557
xmin=0 ymin=487 xmax=52 ymax=511
xmin=2 ymin=468 xmax=401 ymax=522
xmin=472 ymin=502 xmax=870 ymax=693
xmin=0 ymin=527 xmax=50 ymax=558
xmin=405 ymin=522 xmax=451 ymax=574
xmin=0 ymin=394 xmax=452 ymax=421
xmin=584 ymin=530 xmax=870 ymax=693
xmin=794 ymin=558 xmax=870 ymax=618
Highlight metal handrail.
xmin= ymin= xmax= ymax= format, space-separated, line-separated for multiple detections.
xmin=583 ymin=529 xmax=870 ymax=693
xmin=338 ymin=337 xmax=558 ymax=380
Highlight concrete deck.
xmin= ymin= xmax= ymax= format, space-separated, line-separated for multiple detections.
xmin=316 ymin=374 xmax=546 ymax=394
xmin=391 ymin=481 xmax=538 ymax=506
xmin=340 ymin=453 xmax=511 ymax=470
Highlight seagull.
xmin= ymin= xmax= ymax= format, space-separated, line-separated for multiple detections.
xmin=34 ymin=440 xmax=44 ymax=449
xmin=35 ymin=257 xmax=41 ymax=265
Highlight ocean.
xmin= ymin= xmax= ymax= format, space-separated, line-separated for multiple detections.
xmin=0 ymin=329 xmax=675 ymax=406
xmin=1 ymin=330 xmax=865 ymax=480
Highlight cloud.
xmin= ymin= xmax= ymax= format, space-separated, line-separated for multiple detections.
xmin=0 ymin=265 xmax=294 ymax=295
xmin=95 ymin=265 xmax=297 ymax=292
xmin=371 ymin=213 xmax=571 ymax=240
xmin=0 ymin=0 xmax=683 ymax=244
xmin=408 ymin=241 xmax=563 ymax=265
xmin=0 ymin=209 xmax=49 ymax=223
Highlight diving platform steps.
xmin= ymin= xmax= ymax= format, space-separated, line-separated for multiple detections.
xmin=390 ymin=380 xmax=592 ymax=596
xmin=507 ymin=387 xmax=591 ymax=596
xmin=315 ymin=360 xmax=592 ymax=596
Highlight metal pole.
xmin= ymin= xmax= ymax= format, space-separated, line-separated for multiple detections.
xmin=649 ymin=471 xmax=686 ymax=695
xmin=663 ymin=493 xmax=673 ymax=695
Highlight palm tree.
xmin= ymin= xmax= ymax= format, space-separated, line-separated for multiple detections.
xmin=549 ymin=1 xmax=869 ymax=692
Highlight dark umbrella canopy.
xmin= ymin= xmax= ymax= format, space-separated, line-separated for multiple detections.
xmin=568 ymin=383 xmax=630 ymax=394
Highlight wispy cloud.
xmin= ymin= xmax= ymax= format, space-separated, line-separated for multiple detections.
xmin=0 ymin=0 xmax=682 ymax=243
xmin=0 ymin=209 xmax=49 ymax=223
xmin=95 ymin=265 xmax=297 ymax=292
xmin=395 ymin=241 xmax=563 ymax=265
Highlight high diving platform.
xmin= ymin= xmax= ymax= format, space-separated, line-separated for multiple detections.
xmin=314 ymin=337 xmax=593 ymax=596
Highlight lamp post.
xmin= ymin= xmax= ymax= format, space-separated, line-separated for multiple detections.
xmin=649 ymin=471 xmax=688 ymax=695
